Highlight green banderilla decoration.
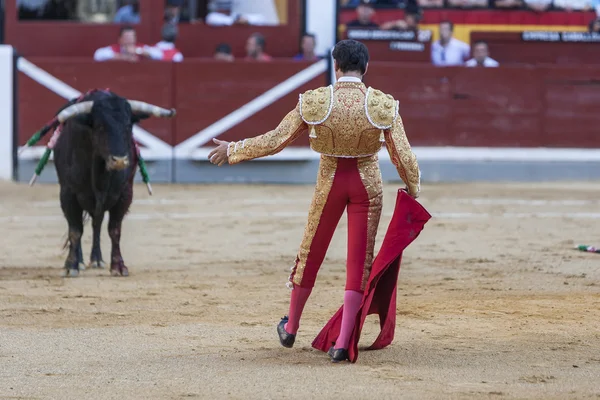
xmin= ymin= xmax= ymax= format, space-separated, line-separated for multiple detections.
xmin=138 ymin=155 xmax=153 ymax=195
xmin=29 ymin=147 xmax=52 ymax=186
xmin=575 ymin=245 xmax=600 ymax=254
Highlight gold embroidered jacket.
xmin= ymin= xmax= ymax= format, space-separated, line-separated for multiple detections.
xmin=227 ymin=81 xmax=421 ymax=196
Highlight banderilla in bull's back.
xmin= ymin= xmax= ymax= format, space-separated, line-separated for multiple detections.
xmin=21 ymin=88 xmax=176 ymax=196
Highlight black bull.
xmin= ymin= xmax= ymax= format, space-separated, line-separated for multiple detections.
xmin=49 ymin=91 xmax=175 ymax=277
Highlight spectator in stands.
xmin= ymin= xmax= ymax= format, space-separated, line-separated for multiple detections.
xmin=465 ymin=41 xmax=499 ymax=67
xmin=164 ymin=0 xmax=190 ymax=24
xmin=346 ymin=0 xmax=379 ymax=29
xmin=93 ymin=26 xmax=163 ymax=62
xmin=448 ymin=0 xmax=488 ymax=7
xmin=493 ymin=0 xmax=524 ymax=8
xmin=431 ymin=21 xmax=470 ymax=66
xmin=231 ymin=0 xmax=279 ymax=25
xmin=524 ymin=0 xmax=552 ymax=12
xmin=554 ymin=0 xmax=592 ymax=10
xmin=418 ymin=0 xmax=445 ymax=7
xmin=381 ymin=12 xmax=420 ymax=34
xmin=214 ymin=43 xmax=235 ymax=61
xmin=155 ymin=23 xmax=183 ymax=62
xmin=589 ymin=18 xmax=600 ymax=32
xmin=206 ymin=0 xmax=279 ymax=26
xmin=19 ymin=0 xmax=76 ymax=20
xmin=245 ymin=32 xmax=272 ymax=62
xmin=114 ymin=0 xmax=140 ymax=24
xmin=18 ymin=0 xmax=49 ymax=19
xmin=294 ymin=33 xmax=321 ymax=61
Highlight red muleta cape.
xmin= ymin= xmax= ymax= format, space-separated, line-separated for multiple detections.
xmin=312 ymin=189 xmax=432 ymax=363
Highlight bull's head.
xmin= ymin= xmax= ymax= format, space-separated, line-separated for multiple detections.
xmin=56 ymin=98 xmax=175 ymax=171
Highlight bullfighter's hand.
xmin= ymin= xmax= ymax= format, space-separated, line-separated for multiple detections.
xmin=208 ymin=138 xmax=230 ymax=166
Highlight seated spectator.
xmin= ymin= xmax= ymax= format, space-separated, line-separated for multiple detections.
xmin=155 ymin=23 xmax=183 ymax=62
xmin=93 ymin=26 xmax=163 ymax=62
xmin=113 ymin=0 xmax=140 ymax=24
xmin=431 ymin=21 xmax=470 ymax=66
xmin=493 ymin=0 xmax=524 ymax=8
xmin=294 ymin=33 xmax=322 ymax=61
xmin=164 ymin=0 xmax=190 ymax=24
xmin=18 ymin=0 xmax=49 ymax=20
xmin=205 ymin=0 xmax=279 ymax=26
xmin=18 ymin=0 xmax=73 ymax=20
xmin=589 ymin=18 xmax=600 ymax=32
xmin=554 ymin=0 xmax=592 ymax=10
xmin=418 ymin=0 xmax=445 ymax=7
xmin=346 ymin=0 xmax=379 ymax=29
xmin=447 ymin=0 xmax=488 ymax=7
xmin=231 ymin=0 xmax=279 ymax=25
xmin=524 ymin=0 xmax=552 ymax=12
xmin=381 ymin=12 xmax=420 ymax=34
xmin=465 ymin=41 xmax=499 ymax=67
xmin=214 ymin=43 xmax=235 ymax=61
xmin=245 ymin=33 xmax=272 ymax=62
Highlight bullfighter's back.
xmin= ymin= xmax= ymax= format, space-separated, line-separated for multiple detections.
xmin=227 ymin=78 xmax=420 ymax=197
xmin=300 ymin=80 xmax=399 ymax=159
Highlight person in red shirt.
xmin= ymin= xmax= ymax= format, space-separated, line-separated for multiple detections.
xmin=154 ymin=23 xmax=184 ymax=62
xmin=245 ymin=33 xmax=272 ymax=62
xmin=93 ymin=26 xmax=163 ymax=62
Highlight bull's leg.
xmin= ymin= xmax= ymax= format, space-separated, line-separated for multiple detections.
xmin=108 ymin=192 xmax=132 ymax=277
xmin=60 ymin=188 xmax=84 ymax=278
xmin=77 ymin=241 xmax=86 ymax=271
xmin=89 ymin=213 xmax=106 ymax=269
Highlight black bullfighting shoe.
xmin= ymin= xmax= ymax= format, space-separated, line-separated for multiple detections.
xmin=327 ymin=346 xmax=350 ymax=363
xmin=277 ymin=316 xmax=296 ymax=348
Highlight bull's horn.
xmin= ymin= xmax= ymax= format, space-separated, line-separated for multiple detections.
xmin=56 ymin=101 xmax=94 ymax=123
xmin=128 ymin=101 xmax=176 ymax=118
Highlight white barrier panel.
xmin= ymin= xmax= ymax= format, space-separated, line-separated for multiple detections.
xmin=0 ymin=46 xmax=14 ymax=181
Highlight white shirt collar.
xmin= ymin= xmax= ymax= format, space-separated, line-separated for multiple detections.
xmin=337 ymin=76 xmax=362 ymax=83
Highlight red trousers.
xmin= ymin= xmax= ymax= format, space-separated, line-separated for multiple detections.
xmin=289 ymin=155 xmax=383 ymax=292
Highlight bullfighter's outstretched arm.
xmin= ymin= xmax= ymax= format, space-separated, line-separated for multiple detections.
xmin=384 ymin=116 xmax=421 ymax=198
xmin=227 ymin=103 xmax=307 ymax=164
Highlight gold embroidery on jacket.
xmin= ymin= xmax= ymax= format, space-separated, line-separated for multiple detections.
xmin=384 ymin=116 xmax=421 ymax=197
xmin=365 ymin=87 xmax=398 ymax=130
xmin=292 ymin=156 xmax=338 ymax=286
xmin=357 ymin=155 xmax=383 ymax=291
xmin=227 ymin=103 xmax=306 ymax=164
xmin=309 ymin=82 xmax=384 ymax=157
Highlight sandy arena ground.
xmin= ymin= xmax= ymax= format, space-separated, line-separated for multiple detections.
xmin=0 ymin=180 xmax=599 ymax=400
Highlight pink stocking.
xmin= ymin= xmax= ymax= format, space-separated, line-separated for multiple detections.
xmin=284 ymin=284 xmax=312 ymax=335
xmin=334 ymin=290 xmax=363 ymax=350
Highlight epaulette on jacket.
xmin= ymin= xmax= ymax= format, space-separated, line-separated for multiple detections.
xmin=364 ymin=87 xmax=399 ymax=130
xmin=299 ymin=85 xmax=334 ymax=138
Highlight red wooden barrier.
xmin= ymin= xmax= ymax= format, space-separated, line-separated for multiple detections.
xmin=18 ymin=60 xmax=600 ymax=151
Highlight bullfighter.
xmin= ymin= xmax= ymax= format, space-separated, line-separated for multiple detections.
xmin=208 ymin=39 xmax=422 ymax=362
